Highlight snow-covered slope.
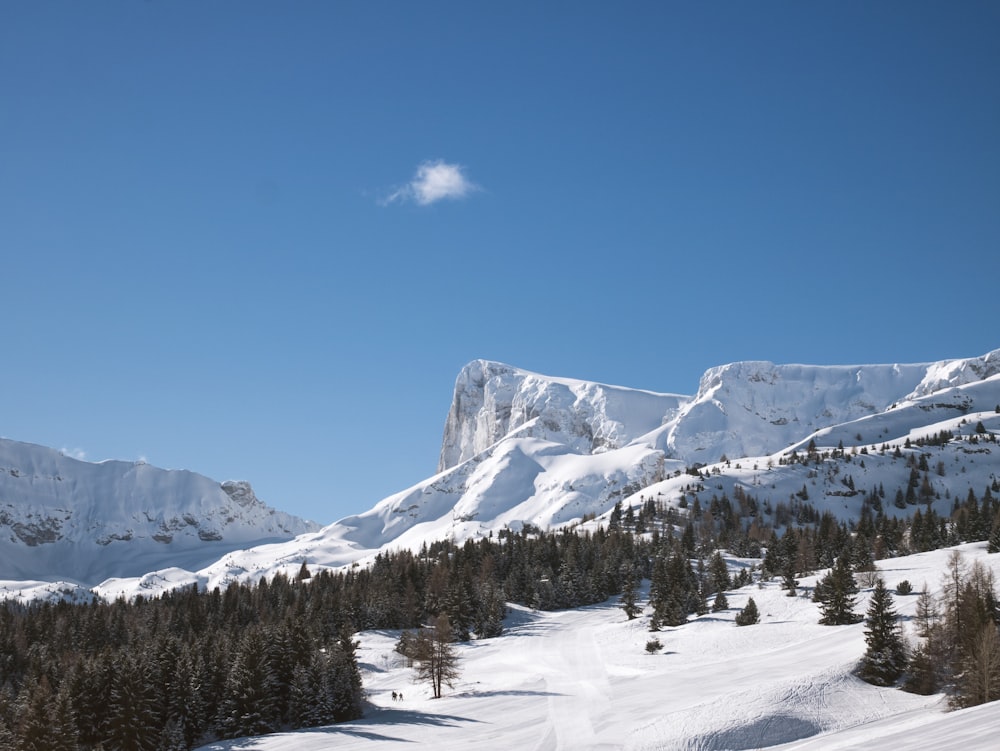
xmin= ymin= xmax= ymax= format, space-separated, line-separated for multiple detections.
xmin=88 ymin=349 xmax=1000 ymax=601
xmin=0 ymin=437 xmax=319 ymax=591
xmin=661 ymin=360 xmax=932 ymax=462
xmin=196 ymin=543 xmax=1000 ymax=751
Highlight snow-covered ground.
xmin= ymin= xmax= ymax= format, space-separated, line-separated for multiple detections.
xmin=197 ymin=543 xmax=1000 ymax=750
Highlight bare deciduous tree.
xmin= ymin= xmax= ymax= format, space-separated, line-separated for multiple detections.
xmin=411 ymin=614 xmax=461 ymax=699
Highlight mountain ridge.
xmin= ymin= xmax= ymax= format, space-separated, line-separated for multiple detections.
xmin=0 ymin=436 xmax=320 ymax=593
xmin=4 ymin=348 xmax=999 ymax=601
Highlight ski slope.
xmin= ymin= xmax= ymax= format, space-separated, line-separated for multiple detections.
xmin=197 ymin=543 xmax=1000 ymax=750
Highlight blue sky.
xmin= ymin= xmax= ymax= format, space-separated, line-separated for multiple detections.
xmin=2 ymin=1 xmax=997 ymax=525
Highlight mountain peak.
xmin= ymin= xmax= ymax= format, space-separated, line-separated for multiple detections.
xmin=437 ymin=360 xmax=687 ymax=472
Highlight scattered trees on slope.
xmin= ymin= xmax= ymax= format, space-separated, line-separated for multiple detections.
xmin=2 ymin=459 xmax=1000 ymax=747
xmin=900 ymin=552 xmax=1000 ymax=707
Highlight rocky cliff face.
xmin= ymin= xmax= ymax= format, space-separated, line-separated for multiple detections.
xmin=437 ymin=353 xmax=1000 ymax=472
xmin=437 ymin=360 xmax=687 ymax=472
xmin=907 ymin=348 xmax=1000 ymax=398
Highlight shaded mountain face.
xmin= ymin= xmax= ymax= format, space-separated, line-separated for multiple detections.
xmin=5 ymin=349 xmax=1000 ymax=602
xmin=0 ymin=438 xmax=319 ymax=588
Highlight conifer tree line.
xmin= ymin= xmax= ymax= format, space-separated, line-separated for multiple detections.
xmin=0 ymin=470 xmax=998 ymax=747
xmin=849 ymin=551 xmax=1000 ymax=708
xmin=0 ymin=571 xmax=365 ymax=750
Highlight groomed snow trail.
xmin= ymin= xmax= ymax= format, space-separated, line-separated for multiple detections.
xmin=197 ymin=546 xmax=1000 ymax=751
xmin=528 ymin=608 xmax=616 ymax=750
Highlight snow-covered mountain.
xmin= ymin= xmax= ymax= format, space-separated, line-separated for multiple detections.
xmin=0 ymin=437 xmax=319 ymax=598
xmin=4 ymin=349 xmax=999 ymax=601
xmin=83 ymin=349 xmax=1000 ymax=601
xmin=437 ymin=359 xmax=688 ymax=470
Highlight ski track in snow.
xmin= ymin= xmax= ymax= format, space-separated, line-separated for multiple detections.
xmin=196 ymin=544 xmax=1000 ymax=751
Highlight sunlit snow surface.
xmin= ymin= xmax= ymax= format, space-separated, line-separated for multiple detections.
xmin=197 ymin=544 xmax=1000 ymax=751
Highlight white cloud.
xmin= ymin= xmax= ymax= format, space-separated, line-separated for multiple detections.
xmin=382 ymin=160 xmax=480 ymax=206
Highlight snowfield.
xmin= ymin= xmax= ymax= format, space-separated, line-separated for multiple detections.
xmin=197 ymin=543 xmax=1000 ymax=751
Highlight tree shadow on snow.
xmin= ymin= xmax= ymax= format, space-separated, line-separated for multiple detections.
xmin=202 ymin=708 xmax=484 ymax=749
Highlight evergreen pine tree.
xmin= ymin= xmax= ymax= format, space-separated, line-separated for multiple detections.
xmin=473 ymin=582 xmax=507 ymax=638
xmin=619 ymin=568 xmax=642 ymax=621
xmin=859 ymin=578 xmax=907 ymax=686
xmin=817 ymin=557 xmax=862 ymax=626
xmin=657 ymin=552 xmax=692 ymax=627
xmin=49 ymin=683 xmax=80 ymax=751
xmin=68 ymin=651 xmax=113 ymax=748
xmin=158 ymin=717 xmax=189 ymax=751
xmin=735 ymin=597 xmax=760 ymax=626
xmin=15 ymin=677 xmax=56 ymax=751
xmin=326 ymin=630 xmax=365 ymax=721
xmin=708 ymin=551 xmax=731 ymax=593
xmin=782 ymin=570 xmax=798 ymax=597
xmin=0 ymin=716 xmax=14 ymax=751
xmin=647 ymin=556 xmax=668 ymax=632
xmin=904 ymin=640 xmax=942 ymax=695
xmin=217 ymin=627 xmax=280 ymax=739
xmin=289 ymin=658 xmax=327 ymax=729
xmin=161 ymin=644 xmax=205 ymax=748
xmin=105 ymin=651 xmax=161 ymax=751
xmin=988 ymin=517 xmax=1000 ymax=554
